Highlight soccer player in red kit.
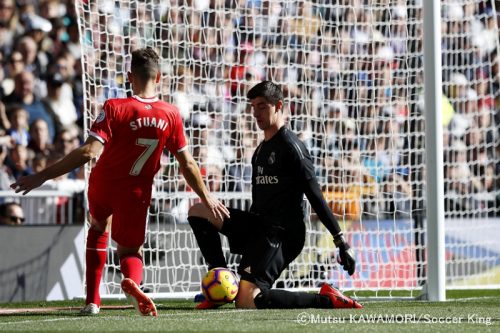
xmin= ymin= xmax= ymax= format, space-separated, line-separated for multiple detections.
xmin=11 ymin=48 xmax=229 ymax=316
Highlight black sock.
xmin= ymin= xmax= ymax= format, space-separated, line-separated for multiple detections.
xmin=188 ymin=216 xmax=227 ymax=269
xmin=253 ymin=289 xmax=332 ymax=309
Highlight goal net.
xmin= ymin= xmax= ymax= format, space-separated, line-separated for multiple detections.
xmin=76 ymin=0 xmax=500 ymax=299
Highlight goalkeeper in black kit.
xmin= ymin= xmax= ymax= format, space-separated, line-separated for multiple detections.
xmin=188 ymin=81 xmax=362 ymax=309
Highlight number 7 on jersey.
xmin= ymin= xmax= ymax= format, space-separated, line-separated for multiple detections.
xmin=130 ymin=138 xmax=159 ymax=176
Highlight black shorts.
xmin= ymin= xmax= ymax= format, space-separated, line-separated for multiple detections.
xmin=220 ymin=208 xmax=305 ymax=290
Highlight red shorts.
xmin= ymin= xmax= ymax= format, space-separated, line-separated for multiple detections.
xmin=88 ymin=179 xmax=152 ymax=247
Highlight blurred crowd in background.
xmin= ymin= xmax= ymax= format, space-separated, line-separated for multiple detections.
xmin=0 ymin=0 xmax=499 ymax=224
xmin=0 ymin=0 xmax=84 ymax=224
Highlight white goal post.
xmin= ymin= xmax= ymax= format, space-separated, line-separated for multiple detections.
xmin=75 ymin=0 xmax=500 ymax=300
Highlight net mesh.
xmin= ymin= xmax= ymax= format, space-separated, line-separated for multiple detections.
xmin=75 ymin=0 xmax=500 ymax=298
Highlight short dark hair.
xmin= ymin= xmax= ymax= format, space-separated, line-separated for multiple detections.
xmin=0 ymin=202 xmax=21 ymax=217
xmin=131 ymin=48 xmax=160 ymax=82
xmin=246 ymin=81 xmax=283 ymax=105
xmin=7 ymin=104 xmax=26 ymax=117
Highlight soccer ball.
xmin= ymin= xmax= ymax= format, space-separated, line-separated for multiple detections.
xmin=201 ymin=267 xmax=239 ymax=304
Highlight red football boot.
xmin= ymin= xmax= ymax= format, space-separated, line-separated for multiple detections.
xmin=121 ymin=278 xmax=158 ymax=316
xmin=319 ymin=283 xmax=363 ymax=309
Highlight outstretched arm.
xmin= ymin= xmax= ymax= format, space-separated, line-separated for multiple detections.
xmin=174 ymin=149 xmax=230 ymax=221
xmin=304 ymin=177 xmax=357 ymax=276
xmin=303 ymin=178 xmax=342 ymax=236
xmin=295 ymin=142 xmax=356 ymax=276
xmin=11 ymin=136 xmax=104 ymax=195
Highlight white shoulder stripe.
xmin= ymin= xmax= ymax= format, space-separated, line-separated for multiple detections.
xmin=86 ymin=247 xmax=107 ymax=252
xmin=292 ymin=141 xmax=305 ymax=159
xmin=88 ymin=131 xmax=105 ymax=144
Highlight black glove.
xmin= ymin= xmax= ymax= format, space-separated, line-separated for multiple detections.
xmin=334 ymin=233 xmax=356 ymax=276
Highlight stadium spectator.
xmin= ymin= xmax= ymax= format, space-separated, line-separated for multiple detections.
xmin=0 ymin=143 xmax=14 ymax=190
xmin=54 ymin=126 xmax=80 ymax=156
xmin=0 ymin=201 xmax=24 ymax=225
xmin=322 ymin=158 xmax=363 ymax=222
xmin=2 ymin=51 xmax=25 ymax=97
xmin=0 ymin=0 xmax=19 ymax=53
xmin=14 ymin=36 xmax=48 ymax=81
xmin=229 ymin=42 xmax=259 ymax=99
xmin=223 ymin=133 xmax=252 ymax=193
xmin=49 ymin=53 xmax=76 ymax=103
xmin=170 ymin=67 xmax=194 ymax=121
xmin=7 ymin=143 xmax=32 ymax=179
xmin=3 ymin=70 xmax=57 ymax=140
xmin=47 ymin=17 xmax=69 ymax=57
xmin=31 ymin=152 xmax=46 ymax=173
xmin=480 ymin=162 xmax=498 ymax=214
xmin=42 ymin=73 xmax=77 ymax=127
xmin=445 ymin=140 xmax=484 ymax=214
xmin=39 ymin=0 xmax=61 ymax=20
xmin=6 ymin=104 xmax=29 ymax=146
xmin=54 ymin=127 xmax=82 ymax=180
xmin=27 ymin=118 xmax=53 ymax=156
xmin=0 ymin=101 xmax=9 ymax=134
xmin=23 ymin=14 xmax=53 ymax=54
xmin=205 ymin=164 xmax=223 ymax=192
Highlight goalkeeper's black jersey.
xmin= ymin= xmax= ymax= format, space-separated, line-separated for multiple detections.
xmin=250 ymin=126 xmax=341 ymax=236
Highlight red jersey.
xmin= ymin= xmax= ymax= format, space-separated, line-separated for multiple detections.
xmin=89 ymin=95 xmax=187 ymax=186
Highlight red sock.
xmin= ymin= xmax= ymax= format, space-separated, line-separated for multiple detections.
xmin=85 ymin=228 xmax=108 ymax=306
xmin=120 ymin=254 xmax=143 ymax=285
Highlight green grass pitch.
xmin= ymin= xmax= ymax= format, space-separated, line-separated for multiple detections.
xmin=0 ymin=290 xmax=498 ymax=333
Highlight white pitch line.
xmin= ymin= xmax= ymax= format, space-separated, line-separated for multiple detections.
xmin=160 ymin=309 xmax=256 ymax=317
xmin=0 ymin=317 xmax=84 ymax=325
xmin=0 ymin=309 xmax=257 ymax=325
